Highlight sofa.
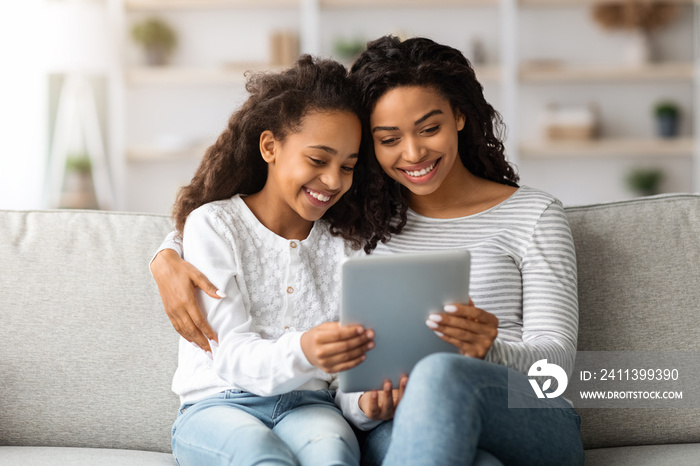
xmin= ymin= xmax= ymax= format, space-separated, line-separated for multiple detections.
xmin=1 ymin=193 xmax=699 ymax=465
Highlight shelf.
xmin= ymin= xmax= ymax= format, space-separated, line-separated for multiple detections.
xmin=520 ymin=137 xmax=695 ymax=158
xmin=474 ymin=65 xmax=501 ymax=82
xmin=520 ymin=62 xmax=694 ymax=83
xmin=125 ymin=0 xmax=299 ymax=11
xmin=127 ymin=144 xmax=209 ymax=162
xmin=520 ymin=0 xmax=697 ymax=7
xmin=322 ymin=0 xmax=499 ymax=7
xmin=125 ymin=64 xmax=286 ymax=85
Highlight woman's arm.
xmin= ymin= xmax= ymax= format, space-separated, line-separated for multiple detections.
xmin=426 ymin=201 xmax=578 ymax=377
xmin=150 ymin=231 xmax=221 ymax=352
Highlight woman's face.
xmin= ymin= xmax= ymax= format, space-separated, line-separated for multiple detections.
xmin=262 ymin=110 xmax=361 ymax=223
xmin=369 ymin=85 xmax=465 ymax=197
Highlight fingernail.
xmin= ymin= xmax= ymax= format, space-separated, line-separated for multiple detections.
xmin=428 ymin=314 xmax=442 ymax=322
xmin=206 ymin=351 xmax=213 ymax=360
xmin=444 ymin=305 xmax=458 ymax=313
xmin=210 ymin=340 xmax=219 ymax=349
xmin=357 ymin=326 xmax=365 ymax=334
xmin=434 ymin=331 xmax=444 ymax=337
xmin=190 ymin=342 xmax=201 ymax=350
xmin=425 ymin=319 xmax=439 ymax=329
xmin=216 ymin=290 xmax=227 ymax=298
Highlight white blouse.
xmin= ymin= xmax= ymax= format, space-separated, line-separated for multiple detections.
xmin=169 ymin=195 xmax=360 ymax=405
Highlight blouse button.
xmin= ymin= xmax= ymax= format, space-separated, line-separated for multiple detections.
xmin=290 ymin=241 xmax=297 ymax=249
xmin=287 ymin=286 xmax=294 ymax=294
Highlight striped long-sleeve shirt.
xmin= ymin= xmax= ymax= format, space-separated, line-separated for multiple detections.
xmin=373 ymin=185 xmax=579 ymax=379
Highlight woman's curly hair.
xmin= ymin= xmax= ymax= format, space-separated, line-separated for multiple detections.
xmin=350 ymin=36 xmax=519 ymax=253
xmin=172 ymin=55 xmax=368 ymax=249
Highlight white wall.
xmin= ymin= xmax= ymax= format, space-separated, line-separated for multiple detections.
xmin=0 ymin=1 xmax=46 ymax=210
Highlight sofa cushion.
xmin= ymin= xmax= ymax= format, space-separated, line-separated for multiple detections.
xmin=584 ymin=443 xmax=700 ymax=466
xmin=0 ymin=446 xmax=175 ymax=466
xmin=0 ymin=210 xmax=179 ymax=453
xmin=565 ymin=194 xmax=700 ymax=449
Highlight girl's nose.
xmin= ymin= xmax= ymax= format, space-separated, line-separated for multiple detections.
xmin=320 ymin=169 xmax=342 ymax=192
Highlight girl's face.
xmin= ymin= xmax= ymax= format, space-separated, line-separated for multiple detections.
xmin=262 ymin=110 xmax=361 ymax=223
xmin=370 ymin=85 xmax=465 ymax=197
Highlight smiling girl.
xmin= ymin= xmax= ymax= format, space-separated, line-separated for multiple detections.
xmin=165 ymin=56 xmax=373 ymax=466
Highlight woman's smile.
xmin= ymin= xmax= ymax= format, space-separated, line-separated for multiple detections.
xmin=397 ymin=157 xmax=442 ymax=183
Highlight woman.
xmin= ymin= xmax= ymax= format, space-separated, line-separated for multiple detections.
xmin=151 ymin=36 xmax=584 ymax=465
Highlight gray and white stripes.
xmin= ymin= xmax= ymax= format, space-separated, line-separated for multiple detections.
xmin=373 ymin=186 xmax=578 ymax=377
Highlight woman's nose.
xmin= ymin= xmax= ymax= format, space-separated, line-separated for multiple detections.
xmin=404 ymin=137 xmax=426 ymax=163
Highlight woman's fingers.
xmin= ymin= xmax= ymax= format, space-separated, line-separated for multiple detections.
xmin=425 ymin=301 xmax=498 ymax=358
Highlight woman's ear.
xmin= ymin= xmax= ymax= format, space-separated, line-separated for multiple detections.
xmin=259 ymin=130 xmax=277 ymax=164
xmin=455 ymin=110 xmax=466 ymax=132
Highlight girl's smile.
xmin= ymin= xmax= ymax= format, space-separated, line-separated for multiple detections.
xmin=246 ymin=110 xmax=361 ymax=239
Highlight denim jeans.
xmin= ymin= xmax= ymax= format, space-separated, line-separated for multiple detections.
xmin=363 ymin=354 xmax=584 ymax=466
xmin=171 ymin=389 xmax=360 ymax=466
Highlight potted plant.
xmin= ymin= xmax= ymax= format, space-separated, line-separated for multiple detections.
xmin=654 ymin=101 xmax=680 ymax=138
xmin=625 ymin=167 xmax=664 ymax=197
xmin=131 ymin=18 xmax=177 ymax=66
xmin=60 ymin=154 xmax=98 ymax=209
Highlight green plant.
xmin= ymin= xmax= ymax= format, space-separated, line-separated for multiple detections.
xmin=333 ymin=37 xmax=366 ymax=60
xmin=625 ymin=167 xmax=664 ymax=196
xmin=654 ymin=101 xmax=679 ymax=118
xmin=131 ymin=18 xmax=177 ymax=51
xmin=65 ymin=154 xmax=92 ymax=174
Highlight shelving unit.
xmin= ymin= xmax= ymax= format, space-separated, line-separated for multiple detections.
xmin=113 ymin=0 xmax=699 ymax=212
xmin=520 ymin=137 xmax=695 ymax=158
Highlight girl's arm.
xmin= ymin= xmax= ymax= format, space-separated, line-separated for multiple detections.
xmin=150 ymin=231 xmax=220 ymax=352
xmin=335 ymin=377 xmax=407 ymax=431
xmin=183 ymin=206 xmax=320 ymax=396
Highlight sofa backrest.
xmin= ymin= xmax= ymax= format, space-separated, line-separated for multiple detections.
xmin=566 ymin=194 xmax=700 ymax=449
xmin=1 ymin=193 xmax=699 ymax=453
xmin=0 ymin=210 xmax=179 ymax=453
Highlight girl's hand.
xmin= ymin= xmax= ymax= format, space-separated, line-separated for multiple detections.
xmin=358 ymin=376 xmax=408 ymax=420
xmin=150 ymin=249 xmax=221 ymax=352
xmin=425 ymin=299 xmax=498 ymax=359
xmin=301 ymin=322 xmax=374 ymax=373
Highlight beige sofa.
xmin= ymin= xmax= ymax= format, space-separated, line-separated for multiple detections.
xmin=1 ymin=193 xmax=700 ymax=465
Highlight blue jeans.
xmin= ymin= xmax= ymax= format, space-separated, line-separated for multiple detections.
xmin=362 ymin=354 xmax=584 ymax=466
xmin=172 ymin=389 xmax=360 ymax=466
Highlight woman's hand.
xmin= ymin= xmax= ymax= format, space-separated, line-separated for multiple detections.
xmin=150 ymin=249 xmax=221 ymax=352
xmin=301 ymin=322 xmax=375 ymax=373
xmin=358 ymin=376 xmax=408 ymax=421
xmin=425 ymin=299 xmax=498 ymax=358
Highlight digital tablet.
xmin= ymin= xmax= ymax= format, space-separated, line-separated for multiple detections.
xmin=338 ymin=249 xmax=471 ymax=393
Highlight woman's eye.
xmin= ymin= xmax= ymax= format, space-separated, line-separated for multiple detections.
xmin=422 ymin=125 xmax=440 ymax=135
xmin=341 ymin=166 xmax=355 ymax=173
xmin=310 ymin=158 xmax=326 ymax=165
xmin=379 ymin=137 xmax=399 ymax=145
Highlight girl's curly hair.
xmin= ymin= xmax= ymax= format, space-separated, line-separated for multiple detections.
xmin=350 ymin=36 xmax=519 ymax=253
xmin=172 ymin=55 xmax=368 ymax=249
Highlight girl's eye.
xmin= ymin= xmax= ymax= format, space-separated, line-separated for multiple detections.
xmin=422 ymin=125 xmax=440 ymax=135
xmin=341 ymin=166 xmax=355 ymax=173
xmin=310 ymin=157 xmax=326 ymax=165
xmin=379 ymin=137 xmax=399 ymax=146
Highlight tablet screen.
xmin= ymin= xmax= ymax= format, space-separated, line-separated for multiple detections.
xmin=339 ymin=249 xmax=470 ymax=392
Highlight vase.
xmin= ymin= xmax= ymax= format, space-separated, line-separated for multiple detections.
xmin=623 ymin=29 xmax=652 ymax=66
xmin=656 ymin=114 xmax=678 ymax=138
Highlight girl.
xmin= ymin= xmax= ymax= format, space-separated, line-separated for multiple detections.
xmin=152 ymin=37 xmax=584 ymax=465
xmin=164 ymin=55 xmax=374 ymax=466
